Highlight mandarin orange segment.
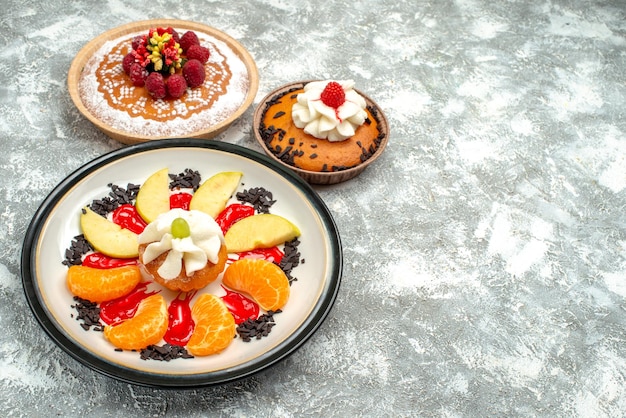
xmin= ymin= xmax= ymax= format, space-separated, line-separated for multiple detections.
xmin=66 ymin=265 xmax=142 ymax=303
xmin=221 ymin=258 xmax=290 ymax=311
xmin=103 ymin=294 xmax=168 ymax=350
xmin=186 ymin=293 xmax=236 ymax=356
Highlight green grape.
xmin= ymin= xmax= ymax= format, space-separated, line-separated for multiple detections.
xmin=171 ymin=217 xmax=191 ymax=239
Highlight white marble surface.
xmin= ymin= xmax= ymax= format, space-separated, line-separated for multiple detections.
xmin=2 ymin=0 xmax=626 ymax=416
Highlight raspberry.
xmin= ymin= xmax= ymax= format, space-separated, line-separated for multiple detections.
xmin=166 ymin=74 xmax=188 ymax=99
xmin=186 ymin=44 xmax=210 ymax=64
xmin=320 ymin=81 xmax=346 ymax=108
xmin=182 ymin=59 xmax=206 ymax=88
xmin=171 ymin=29 xmax=180 ymax=43
xmin=131 ymin=35 xmax=144 ymax=50
xmin=122 ymin=53 xmax=135 ymax=75
xmin=145 ymin=72 xmax=167 ymax=99
xmin=129 ymin=63 xmax=146 ymax=87
xmin=179 ymin=31 xmax=199 ymax=52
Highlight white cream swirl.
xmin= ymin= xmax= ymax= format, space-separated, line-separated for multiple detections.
xmin=291 ymin=80 xmax=368 ymax=142
xmin=138 ymin=209 xmax=224 ymax=280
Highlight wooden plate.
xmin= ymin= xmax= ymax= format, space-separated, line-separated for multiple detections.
xmin=68 ymin=19 xmax=259 ymax=144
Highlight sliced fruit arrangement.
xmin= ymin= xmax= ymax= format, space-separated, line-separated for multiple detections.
xmin=224 ymin=213 xmax=301 ymax=253
xmin=103 ymin=294 xmax=168 ymax=351
xmin=135 ymin=167 xmax=170 ymax=224
xmin=222 ymin=258 xmax=290 ymax=311
xmin=67 ymin=265 xmax=142 ymax=303
xmin=62 ymin=167 xmax=302 ymax=358
xmin=80 ymin=207 xmax=139 ymax=258
xmin=189 ymin=171 xmax=242 ymax=218
xmin=186 ymin=294 xmax=236 ymax=356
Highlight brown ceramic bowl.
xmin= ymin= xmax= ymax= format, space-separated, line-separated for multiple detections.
xmin=68 ymin=19 xmax=259 ymax=145
xmin=252 ymin=81 xmax=389 ymax=185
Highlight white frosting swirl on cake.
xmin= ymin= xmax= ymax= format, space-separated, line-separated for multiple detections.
xmin=291 ymin=80 xmax=368 ymax=142
xmin=138 ymin=209 xmax=223 ymax=280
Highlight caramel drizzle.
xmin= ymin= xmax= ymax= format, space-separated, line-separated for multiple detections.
xmin=95 ymin=39 xmax=233 ymax=122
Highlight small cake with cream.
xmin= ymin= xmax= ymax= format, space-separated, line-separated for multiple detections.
xmin=257 ymin=80 xmax=387 ymax=174
xmin=137 ymin=208 xmax=228 ymax=292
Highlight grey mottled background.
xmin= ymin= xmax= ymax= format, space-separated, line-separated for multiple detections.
xmin=1 ymin=0 xmax=626 ymax=416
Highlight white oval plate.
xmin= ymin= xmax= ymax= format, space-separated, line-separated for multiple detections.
xmin=21 ymin=139 xmax=341 ymax=387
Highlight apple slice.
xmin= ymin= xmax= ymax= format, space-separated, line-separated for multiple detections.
xmin=135 ymin=167 xmax=170 ymax=224
xmin=80 ymin=207 xmax=139 ymax=258
xmin=189 ymin=171 xmax=243 ymax=218
xmin=224 ymin=213 xmax=300 ymax=253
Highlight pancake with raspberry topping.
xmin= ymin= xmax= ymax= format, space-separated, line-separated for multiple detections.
xmin=71 ymin=20 xmax=256 ymax=143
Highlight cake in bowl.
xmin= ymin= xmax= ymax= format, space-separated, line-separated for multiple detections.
xmin=253 ymin=80 xmax=389 ymax=184
xmin=69 ymin=20 xmax=258 ymax=144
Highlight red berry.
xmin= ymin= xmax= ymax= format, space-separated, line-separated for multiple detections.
xmin=179 ymin=31 xmax=200 ymax=52
xmin=131 ymin=35 xmax=145 ymax=50
xmin=186 ymin=44 xmax=210 ymax=64
xmin=171 ymin=29 xmax=180 ymax=43
xmin=320 ymin=81 xmax=346 ymax=109
xmin=182 ymin=59 xmax=206 ymax=88
xmin=122 ymin=53 xmax=135 ymax=75
xmin=145 ymin=72 xmax=167 ymax=99
xmin=167 ymin=74 xmax=188 ymax=99
xmin=129 ymin=63 xmax=146 ymax=87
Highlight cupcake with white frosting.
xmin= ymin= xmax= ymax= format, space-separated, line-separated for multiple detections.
xmin=137 ymin=208 xmax=228 ymax=292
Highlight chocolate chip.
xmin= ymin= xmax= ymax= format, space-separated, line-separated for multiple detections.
xmin=140 ymin=344 xmax=194 ymax=361
xmin=277 ymin=145 xmax=293 ymax=159
xmin=62 ymin=234 xmax=93 ymax=266
xmin=236 ymin=187 xmax=276 ymax=213
xmin=169 ymin=169 xmax=202 ymax=191
xmin=280 ymin=238 xmax=301 ymax=283
xmin=70 ymin=296 xmax=104 ymax=332
xmin=236 ymin=310 xmax=282 ymax=342
xmin=89 ymin=183 xmax=140 ymax=216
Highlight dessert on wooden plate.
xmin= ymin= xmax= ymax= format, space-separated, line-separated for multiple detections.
xmin=254 ymin=80 xmax=389 ymax=184
xmin=68 ymin=20 xmax=258 ymax=144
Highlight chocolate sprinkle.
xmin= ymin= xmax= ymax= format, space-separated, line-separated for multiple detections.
xmin=140 ymin=344 xmax=194 ymax=361
xmin=169 ymin=168 xmax=202 ymax=191
xmin=280 ymin=238 xmax=301 ymax=283
xmin=62 ymin=234 xmax=93 ymax=266
xmin=273 ymin=111 xmax=286 ymax=119
xmin=277 ymin=145 xmax=293 ymax=160
xmin=237 ymin=310 xmax=282 ymax=342
xmin=70 ymin=296 xmax=104 ymax=332
xmin=236 ymin=187 xmax=276 ymax=213
xmin=89 ymin=183 xmax=140 ymax=216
